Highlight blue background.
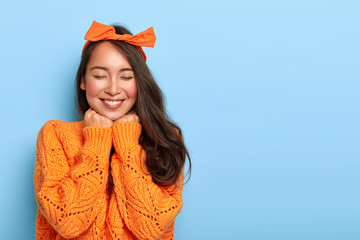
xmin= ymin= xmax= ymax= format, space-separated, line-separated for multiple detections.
xmin=0 ymin=0 xmax=359 ymax=239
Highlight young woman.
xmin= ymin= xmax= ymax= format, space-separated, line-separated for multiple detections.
xmin=34 ymin=20 xmax=191 ymax=240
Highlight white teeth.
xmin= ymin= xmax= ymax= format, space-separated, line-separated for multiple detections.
xmin=104 ymin=100 xmax=123 ymax=105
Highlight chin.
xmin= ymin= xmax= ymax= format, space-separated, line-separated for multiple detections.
xmin=91 ymin=104 xmax=133 ymax=121
xmin=105 ymin=113 xmax=124 ymax=121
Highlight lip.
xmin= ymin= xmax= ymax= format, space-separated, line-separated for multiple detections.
xmin=101 ymin=99 xmax=124 ymax=109
xmin=102 ymin=98 xmax=123 ymax=101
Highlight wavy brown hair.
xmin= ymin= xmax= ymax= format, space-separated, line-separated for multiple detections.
xmin=75 ymin=24 xmax=191 ymax=189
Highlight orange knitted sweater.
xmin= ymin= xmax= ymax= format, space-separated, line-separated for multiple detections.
xmin=34 ymin=120 xmax=183 ymax=240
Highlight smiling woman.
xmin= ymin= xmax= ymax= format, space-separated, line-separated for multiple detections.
xmin=80 ymin=41 xmax=138 ymax=121
xmin=33 ymin=20 xmax=191 ymax=240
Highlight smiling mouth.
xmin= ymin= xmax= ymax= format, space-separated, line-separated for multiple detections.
xmin=103 ymin=99 xmax=123 ymax=105
xmin=101 ymin=99 xmax=124 ymax=109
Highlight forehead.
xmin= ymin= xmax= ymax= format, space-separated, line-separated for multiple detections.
xmin=87 ymin=41 xmax=131 ymax=69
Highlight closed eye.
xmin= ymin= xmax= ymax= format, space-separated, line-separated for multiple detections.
xmin=94 ymin=75 xmax=106 ymax=79
xmin=121 ymin=77 xmax=134 ymax=80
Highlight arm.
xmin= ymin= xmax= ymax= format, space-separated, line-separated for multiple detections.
xmin=110 ymin=121 xmax=184 ymax=239
xmin=34 ymin=120 xmax=112 ymax=238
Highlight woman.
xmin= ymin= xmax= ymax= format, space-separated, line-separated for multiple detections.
xmin=34 ymin=20 xmax=191 ymax=240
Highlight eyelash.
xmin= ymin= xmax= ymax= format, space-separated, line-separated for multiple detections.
xmin=93 ymin=76 xmax=133 ymax=80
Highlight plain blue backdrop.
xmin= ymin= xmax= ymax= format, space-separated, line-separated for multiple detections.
xmin=0 ymin=0 xmax=359 ymax=239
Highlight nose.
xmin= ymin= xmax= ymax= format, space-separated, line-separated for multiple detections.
xmin=105 ymin=77 xmax=122 ymax=96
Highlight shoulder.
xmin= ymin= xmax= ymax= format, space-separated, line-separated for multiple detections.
xmin=41 ymin=119 xmax=83 ymax=128
xmin=38 ymin=120 xmax=84 ymax=140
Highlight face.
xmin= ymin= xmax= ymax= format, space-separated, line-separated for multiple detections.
xmin=81 ymin=41 xmax=137 ymax=121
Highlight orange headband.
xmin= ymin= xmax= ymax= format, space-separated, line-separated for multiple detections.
xmin=82 ymin=20 xmax=156 ymax=61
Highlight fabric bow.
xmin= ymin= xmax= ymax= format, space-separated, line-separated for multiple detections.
xmin=82 ymin=20 xmax=156 ymax=61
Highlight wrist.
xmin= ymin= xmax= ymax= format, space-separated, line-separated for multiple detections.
xmin=83 ymin=126 xmax=112 ymax=154
xmin=112 ymin=122 xmax=142 ymax=148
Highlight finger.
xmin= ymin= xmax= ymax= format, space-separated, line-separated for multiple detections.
xmin=85 ymin=108 xmax=95 ymax=116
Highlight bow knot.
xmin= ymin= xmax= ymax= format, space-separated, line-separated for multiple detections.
xmin=82 ymin=21 xmax=156 ymax=61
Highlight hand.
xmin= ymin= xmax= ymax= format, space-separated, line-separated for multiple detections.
xmin=114 ymin=112 xmax=139 ymax=123
xmin=84 ymin=108 xmax=113 ymax=128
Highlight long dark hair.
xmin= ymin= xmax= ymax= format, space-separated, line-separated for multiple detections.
xmin=75 ymin=24 xmax=191 ymax=190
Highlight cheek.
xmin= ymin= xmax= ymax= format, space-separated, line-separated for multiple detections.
xmin=126 ymin=82 xmax=137 ymax=99
xmin=85 ymin=81 xmax=101 ymax=97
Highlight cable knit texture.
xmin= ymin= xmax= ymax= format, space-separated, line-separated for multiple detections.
xmin=34 ymin=120 xmax=183 ymax=240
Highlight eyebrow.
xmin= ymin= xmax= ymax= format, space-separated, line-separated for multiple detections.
xmin=89 ymin=66 xmax=133 ymax=72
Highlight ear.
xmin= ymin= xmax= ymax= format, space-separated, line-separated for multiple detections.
xmin=80 ymin=76 xmax=86 ymax=90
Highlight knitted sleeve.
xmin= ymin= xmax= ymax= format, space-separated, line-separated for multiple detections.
xmin=34 ymin=120 xmax=112 ymax=238
xmin=110 ymin=121 xmax=184 ymax=239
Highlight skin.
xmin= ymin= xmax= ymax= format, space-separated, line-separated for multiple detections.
xmin=80 ymin=42 xmax=139 ymax=127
